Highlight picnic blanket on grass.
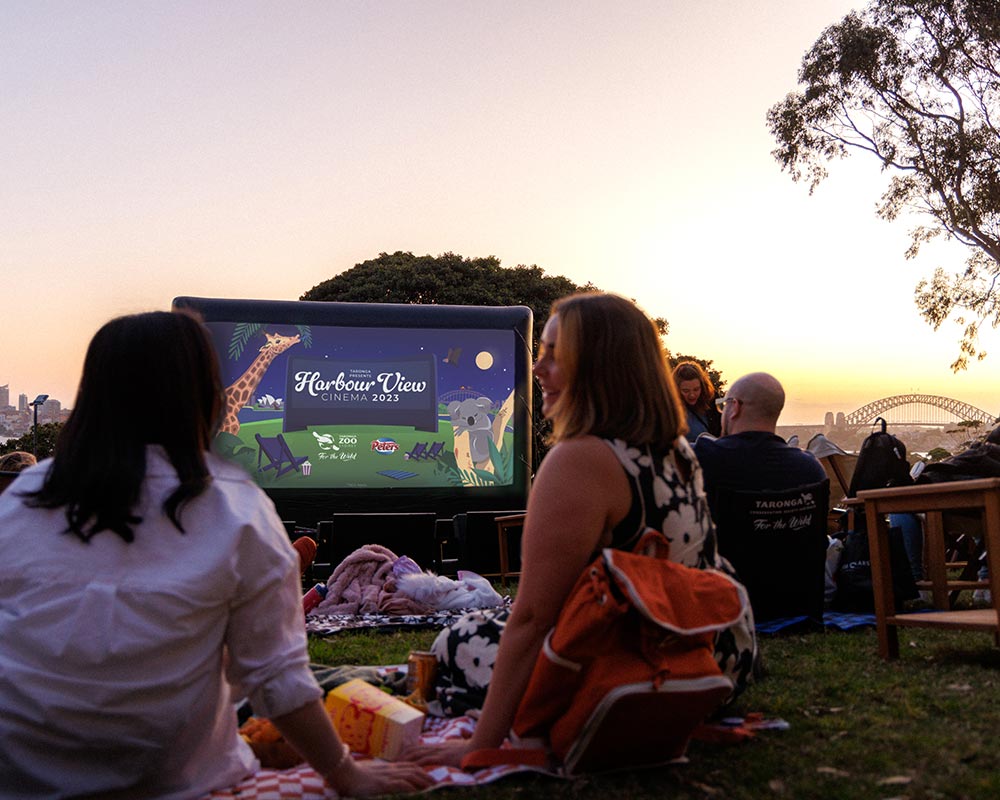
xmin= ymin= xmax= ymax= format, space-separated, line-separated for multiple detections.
xmin=201 ymin=715 xmax=557 ymax=799
xmin=203 ymin=710 xmax=790 ymax=798
xmin=306 ymin=607 xmax=871 ymax=638
xmin=754 ymin=611 xmax=876 ymax=635
xmin=306 ymin=605 xmax=510 ymax=637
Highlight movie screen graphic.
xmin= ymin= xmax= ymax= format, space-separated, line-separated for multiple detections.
xmin=207 ymin=321 xmax=517 ymax=490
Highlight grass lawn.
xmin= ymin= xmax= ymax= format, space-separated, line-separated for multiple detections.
xmin=308 ymin=625 xmax=1000 ymax=799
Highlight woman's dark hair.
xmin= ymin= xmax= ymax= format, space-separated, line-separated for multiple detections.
xmin=27 ymin=311 xmax=223 ymax=542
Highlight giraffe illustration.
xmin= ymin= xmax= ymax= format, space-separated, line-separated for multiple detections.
xmin=221 ymin=331 xmax=301 ymax=435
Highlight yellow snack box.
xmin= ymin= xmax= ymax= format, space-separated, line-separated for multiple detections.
xmin=324 ymin=678 xmax=425 ymax=760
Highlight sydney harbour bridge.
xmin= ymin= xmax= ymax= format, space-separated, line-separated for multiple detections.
xmin=828 ymin=394 xmax=997 ymax=429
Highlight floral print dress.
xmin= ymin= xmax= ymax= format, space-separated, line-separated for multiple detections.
xmin=429 ymin=436 xmax=757 ymax=717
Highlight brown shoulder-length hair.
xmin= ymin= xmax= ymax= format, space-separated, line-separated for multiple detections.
xmin=546 ymin=292 xmax=685 ymax=448
xmin=671 ymin=360 xmax=715 ymax=414
xmin=26 ymin=310 xmax=223 ymax=543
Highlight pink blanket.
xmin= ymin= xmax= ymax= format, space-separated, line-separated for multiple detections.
xmin=312 ymin=545 xmax=435 ymax=617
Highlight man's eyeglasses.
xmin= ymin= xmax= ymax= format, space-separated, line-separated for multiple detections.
xmin=715 ymin=397 xmax=740 ymax=412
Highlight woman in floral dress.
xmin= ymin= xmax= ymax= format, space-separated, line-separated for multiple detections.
xmin=410 ymin=292 xmax=756 ymax=765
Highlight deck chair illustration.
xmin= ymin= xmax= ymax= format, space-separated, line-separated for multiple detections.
xmin=255 ymin=433 xmax=308 ymax=478
xmin=422 ymin=442 xmax=444 ymax=460
xmin=714 ymin=479 xmax=830 ymax=623
xmin=403 ymin=442 xmax=427 ymax=460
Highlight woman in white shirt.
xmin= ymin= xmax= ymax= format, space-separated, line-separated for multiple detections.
xmin=0 ymin=311 xmax=431 ymax=799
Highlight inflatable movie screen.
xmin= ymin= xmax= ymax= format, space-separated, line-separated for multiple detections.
xmin=172 ymin=296 xmax=532 ymax=522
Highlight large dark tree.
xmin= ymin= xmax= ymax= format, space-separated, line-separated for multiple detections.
xmin=302 ymin=252 xmax=590 ymax=334
xmin=768 ymin=0 xmax=1000 ymax=369
xmin=301 ymin=252 xmax=692 ymax=468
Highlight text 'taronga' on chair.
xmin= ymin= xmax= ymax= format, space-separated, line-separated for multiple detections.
xmin=714 ymin=479 xmax=830 ymax=623
xmin=255 ymin=433 xmax=309 ymax=479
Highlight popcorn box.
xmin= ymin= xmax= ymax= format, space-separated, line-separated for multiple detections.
xmin=324 ymin=679 xmax=424 ymax=760
xmin=301 ymin=460 xmax=312 ymax=476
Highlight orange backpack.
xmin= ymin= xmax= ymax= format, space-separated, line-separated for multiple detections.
xmin=464 ymin=529 xmax=748 ymax=774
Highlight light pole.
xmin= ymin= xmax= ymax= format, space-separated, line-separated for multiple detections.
xmin=29 ymin=395 xmax=48 ymax=457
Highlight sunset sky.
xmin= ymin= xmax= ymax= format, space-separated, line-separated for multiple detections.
xmin=3 ymin=1 xmax=998 ymax=424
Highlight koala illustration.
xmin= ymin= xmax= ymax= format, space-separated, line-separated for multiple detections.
xmin=448 ymin=396 xmax=494 ymax=464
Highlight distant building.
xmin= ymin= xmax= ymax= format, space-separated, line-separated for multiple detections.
xmin=0 ymin=384 xmax=8 ymax=409
xmin=40 ymin=398 xmax=62 ymax=422
xmin=18 ymin=393 xmax=27 ymax=412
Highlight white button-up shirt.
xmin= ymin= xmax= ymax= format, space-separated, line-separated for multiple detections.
xmin=0 ymin=447 xmax=322 ymax=799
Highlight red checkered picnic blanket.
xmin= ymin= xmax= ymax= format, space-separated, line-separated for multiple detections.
xmin=201 ymin=715 xmax=557 ymax=799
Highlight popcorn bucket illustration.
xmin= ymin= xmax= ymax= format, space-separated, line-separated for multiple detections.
xmin=301 ymin=460 xmax=312 ymax=476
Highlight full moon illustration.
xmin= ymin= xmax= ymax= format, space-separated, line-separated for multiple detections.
xmin=475 ymin=351 xmax=494 ymax=370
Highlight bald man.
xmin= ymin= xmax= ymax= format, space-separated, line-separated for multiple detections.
xmin=694 ymin=372 xmax=827 ymax=517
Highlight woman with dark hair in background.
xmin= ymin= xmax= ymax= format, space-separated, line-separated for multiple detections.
xmin=672 ymin=360 xmax=721 ymax=443
xmin=408 ymin=292 xmax=756 ymax=768
xmin=0 ymin=311 xmax=430 ymax=799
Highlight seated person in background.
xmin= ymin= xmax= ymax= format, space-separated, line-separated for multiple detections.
xmin=694 ymin=372 xmax=826 ymax=510
xmin=672 ymin=360 xmax=721 ymax=443
xmin=695 ymin=372 xmax=829 ymax=621
xmin=0 ymin=452 xmax=37 ymax=494
xmin=0 ymin=451 xmax=37 ymax=473
xmin=0 ymin=311 xmax=430 ymax=799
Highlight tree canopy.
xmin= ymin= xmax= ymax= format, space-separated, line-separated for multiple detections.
xmin=302 ymin=251 xmax=703 ymax=466
xmin=301 ymin=251 xmax=670 ymax=342
xmin=768 ymin=0 xmax=1000 ymax=369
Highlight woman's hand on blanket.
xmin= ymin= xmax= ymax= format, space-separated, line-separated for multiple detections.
xmin=402 ymin=738 xmax=473 ymax=768
xmin=327 ymin=757 xmax=434 ymax=797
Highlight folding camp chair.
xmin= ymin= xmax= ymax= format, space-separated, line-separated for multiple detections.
xmin=715 ymin=479 xmax=830 ymax=623
xmin=255 ymin=433 xmax=309 ymax=478
xmin=807 ymin=433 xmax=858 ymax=532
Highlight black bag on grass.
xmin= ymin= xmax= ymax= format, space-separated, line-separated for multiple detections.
xmin=833 ymin=526 xmax=918 ymax=613
xmin=835 ymin=419 xmax=918 ymax=611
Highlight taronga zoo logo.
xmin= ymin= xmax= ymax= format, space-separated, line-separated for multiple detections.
xmin=370 ymin=438 xmax=400 ymax=455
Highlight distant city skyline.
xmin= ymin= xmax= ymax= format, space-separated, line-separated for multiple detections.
xmin=0 ymin=383 xmax=67 ymax=411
